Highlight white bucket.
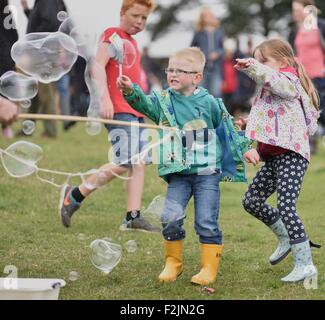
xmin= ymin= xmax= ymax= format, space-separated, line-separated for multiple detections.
xmin=0 ymin=278 xmax=66 ymax=300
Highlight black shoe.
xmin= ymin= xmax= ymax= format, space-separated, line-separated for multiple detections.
xmin=59 ymin=185 xmax=80 ymax=228
xmin=63 ymin=121 xmax=76 ymax=131
xmin=119 ymin=215 xmax=161 ymax=233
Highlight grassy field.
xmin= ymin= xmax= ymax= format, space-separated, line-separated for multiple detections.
xmin=0 ymin=122 xmax=324 ymax=300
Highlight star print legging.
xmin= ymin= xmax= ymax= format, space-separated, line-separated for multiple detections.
xmin=242 ymin=152 xmax=308 ymax=244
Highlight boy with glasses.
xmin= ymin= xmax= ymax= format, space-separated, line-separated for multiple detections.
xmin=118 ymin=47 xmax=259 ymax=285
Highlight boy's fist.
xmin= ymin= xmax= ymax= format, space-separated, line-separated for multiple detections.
xmin=235 ymin=116 xmax=248 ymax=130
xmin=243 ymin=148 xmax=260 ymax=166
xmin=117 ymin=75 xmax=133 ymax=95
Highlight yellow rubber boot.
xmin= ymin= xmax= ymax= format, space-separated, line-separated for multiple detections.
xmin=158 ymin=240 xmax=183 ymax=282
xmin=191 ymin=243 xmax=224 ymax=286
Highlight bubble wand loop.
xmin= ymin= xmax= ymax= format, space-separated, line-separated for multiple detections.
xmin=108 ymin=33 xmax=124 ymax=80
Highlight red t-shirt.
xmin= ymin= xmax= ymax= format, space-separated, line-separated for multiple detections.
xmin=257 ymin=66 xmax=298 ymax=160
xmin=102 ymin=27 xmax=144 ymax=118
xmin=221 ymin=59 xmax=238 ymax=94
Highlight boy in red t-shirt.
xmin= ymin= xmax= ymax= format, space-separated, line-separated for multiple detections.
xmin=59 ymin=0 xmax=160 ymax=232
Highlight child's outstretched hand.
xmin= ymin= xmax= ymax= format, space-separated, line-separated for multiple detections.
xmin=235 ymin=116 xmax=248 ymax=130
xmin=117 ymin=75 xmax=133 ymax=94
xmin=234 ymin=58 xmax=252 ymax=71
xmin=243 ymin=148 xmax=260 ymax=166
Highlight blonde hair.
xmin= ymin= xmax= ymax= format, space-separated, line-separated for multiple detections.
xmin=293 ymin=0 xmax=321 ymax=15
xmin=293 ymin=0 xmax=316 ymax=7
xmin=254 ymin=38 xmax=319 ymax=110
xmin=170 ymin=47 xmax=206 ymax=73
xmin=196 ymin=7 xmax=220 ymax=32
xmin=121 ymin=0 xmax=156 ymax=13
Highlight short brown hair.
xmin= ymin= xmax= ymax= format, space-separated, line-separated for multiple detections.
xmin=121 ymin=0 xmax=156 ymax=13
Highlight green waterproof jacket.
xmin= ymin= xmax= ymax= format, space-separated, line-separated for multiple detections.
xmin=124 ymin=85 xmax=250 ymax=182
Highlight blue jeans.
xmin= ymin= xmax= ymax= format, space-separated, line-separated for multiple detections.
xmin=105 ymin=113 xmax=149 ymax=167
xmin=312 ymin=77 xmax=325 ymax=126
xmin=202 ymin=70 xmax=222 ymax=97
xmin=56 ymin=74 xmax=71 ymax=126
xmin=162 ymin=172 xmax=222 ymax=244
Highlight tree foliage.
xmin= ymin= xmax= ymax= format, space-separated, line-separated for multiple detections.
xmin=148 ymin=0 xmax=325 ymax=40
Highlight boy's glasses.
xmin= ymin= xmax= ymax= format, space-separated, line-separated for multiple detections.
xmin=165 ymin=68 xmax=198 ymax=76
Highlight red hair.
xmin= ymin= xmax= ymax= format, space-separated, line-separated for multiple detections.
xmin=121 ymin=0 xmax=156 ymax=13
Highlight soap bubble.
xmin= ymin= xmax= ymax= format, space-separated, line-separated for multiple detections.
xmin=57 ymin=11 xmax=68 ymax=22
xmin=70 ymin=27 xmax=92 ymax=48
xmin=68 ymin=271 xmax=79 ymax=282
xmin=90 ymin=239 xmax=122 ymax=274
xmin=84 ymin=61 xmax=105 ymax=118
xmin=143 ymin=195 xmax=165 ymax=221
xmin=22 ymin=120 xmax=35 ymax=135
xmin=161 ymin=198 xmax=185 ymax=225
xmin=124 ymin=240 xmax=137 ymax=253
xmin=11 ymin=32 xmax=78 ymax=83
xmin=20 ymin=100 xmax=32 ymax=109
xmin=59 ymin=16 xmax=97 ymax=60
xmin=0 ymin=71 xmax=38 ymax=101
xmin=142 ymin=195 xmax=184 ymax=226
xmin=85 ymin=121 xmax=102 ymax=136
xmin=0 ymin=141 xmax=43 ymax=178
xmin=58 ymin=15 xmax=74 ymax=35
xmin=78 ymin=233 xmax=85 ymax=241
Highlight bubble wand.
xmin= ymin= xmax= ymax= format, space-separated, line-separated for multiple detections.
xmin=108 ymin=32 xmax=124 ymax=79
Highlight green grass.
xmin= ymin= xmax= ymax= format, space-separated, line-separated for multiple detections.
xmin=0 ymin=123 xmax=324 ymax=300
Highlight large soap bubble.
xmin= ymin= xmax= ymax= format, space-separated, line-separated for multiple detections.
xmin=11 ymin=32 xmax=78 ymax=83
xmin=0 ymin=141 xmax=43 ymax=178
xmin=142 ymin=195 xmax=165 ymax=221
xmin=0 ymin=71 xmax=38 ymax=101
xmin=59 ymin=15 xmax=97 ymax=60
xmin=142 ymin=195 xmax=185 ymax=226
xmin=90 ymin=239 xmax=122 ymax=275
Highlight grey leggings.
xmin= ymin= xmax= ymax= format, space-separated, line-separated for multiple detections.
xmin=242 ymin=152 xmax=308 ymax=244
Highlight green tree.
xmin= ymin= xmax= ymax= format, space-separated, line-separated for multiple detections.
xmin=148 ymin=0 xmax=325 ymax=40
xmin=222 ymin=0 xmax=292 ymax=37
xmin=147 ymin=0 xmax=200 ymax=41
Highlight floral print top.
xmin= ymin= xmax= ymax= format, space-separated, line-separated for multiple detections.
xmin=241 ymin=59 xmax=320 ymax=161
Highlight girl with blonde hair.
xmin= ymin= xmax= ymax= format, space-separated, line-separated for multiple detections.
xmin=191 ymin=7 xmax=224 ymax=97
xmin=235 ymin=38 xmax=320 ymax=283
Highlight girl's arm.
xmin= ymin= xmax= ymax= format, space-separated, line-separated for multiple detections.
xmin=118 ymin=75 xmax=161 ymax=124
xmin=235 ymin=58 xmax=299 ymax=100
